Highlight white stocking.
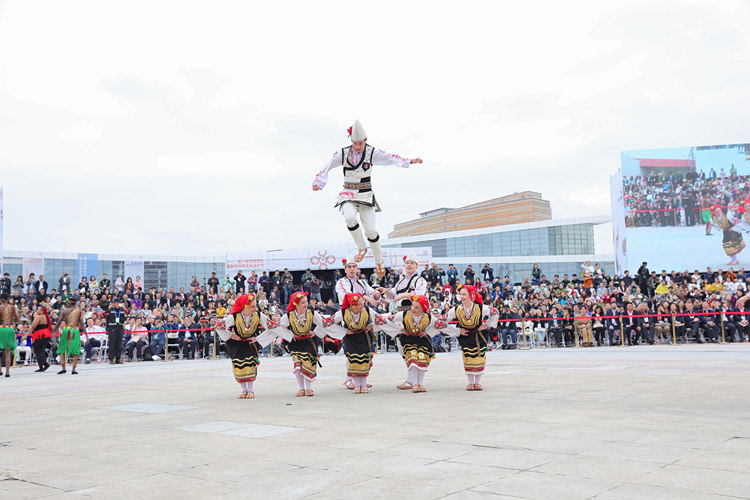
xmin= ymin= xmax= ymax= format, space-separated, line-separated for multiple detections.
xmin=416 ymin=369 xmax=425 ymax=385
xmin=406 ymin=365 xmax=418 ymax=385
xmin=360 ymin=375 xmax=368 ymax=388
xmin=475 ymin=373 xmax=482 ymax=385
xmin=295 ymin=371 xmax=305 ymax=390
xmin=240 ymin=381 xmax=248 ymax=392
xmin=303 ymin=378 xmax=313 ymax=390
xmin=359 ymin=205 xmax=382 ymax=265
xmin=342 ymin=202 xmax=366 ymax=250
xmin=246 ymin=381 xmax=254 ymax=393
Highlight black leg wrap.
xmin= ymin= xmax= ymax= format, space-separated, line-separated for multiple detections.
xmin=347 ymin=223 xmax=360 ymax=231
xmin=367 ymin=234 xmax=380 ymax=243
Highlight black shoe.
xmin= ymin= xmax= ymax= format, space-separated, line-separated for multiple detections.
xmin=4 ymin=373 xmax=9 ymax=377
xmin=34 ymin=368 xmax=44 ymax=372
xmin=71 ymin=370 xmax=78 ymax=375
xmin=57 ymin=369 xmax=66 ymax=375
xmin=115 ymin=361 xmax=123 ymax=364
xmin=40 ymin=364 xmax=50 ymax=372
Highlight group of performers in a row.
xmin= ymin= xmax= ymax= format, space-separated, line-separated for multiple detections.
xmin=216 ymin=252 xmax=499 ymax=399
xmin=0 ymin=292 xmax=86 ymax=377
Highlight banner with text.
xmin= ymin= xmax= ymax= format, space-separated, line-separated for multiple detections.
xmin=77 ymin=253 xmax=98 ymax=283
xmin=124 ymin=259 xmax=144 ymax=280
xmin=22 ymin=252 xmax=44 ymax=280
xmin=226 ymin=247 xmax=433 ymax=273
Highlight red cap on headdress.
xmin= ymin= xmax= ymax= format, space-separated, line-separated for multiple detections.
xmin=711 ymin=204 xmax=722 ymax=211
xmin=341 ymin=293 xmax=363 ymax=311
xmin=457 ymin=284 xmax=484 ymax=305
xmin=411 ymin=294 xmax=431 ymax=313
xmin=287 ymin=291 xmax=308 ymax=312
xmin=231 ymin=293 xmax=256 ymax=314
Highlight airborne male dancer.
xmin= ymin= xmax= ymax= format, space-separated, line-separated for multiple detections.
xmin=313 ymin=119 xmax=422 ymax=278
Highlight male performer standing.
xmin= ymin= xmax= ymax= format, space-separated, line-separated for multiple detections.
xmin=53 ymin=297 xmax=85 ymax=374
xmin=0 ymin=293 xmax=20 ymax=377
xmin=313 ymin=119 xmax=422 ymax=277
xmin=106 ymin=297 xmax=125 ymax=364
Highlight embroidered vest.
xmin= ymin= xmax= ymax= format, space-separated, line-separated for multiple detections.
xmin=288 ymin=310 xmax=314 ymax=337
xmin=342 ymin=307 xmax=371 ymax=333
xmin=403 ymin=311 xmax=431 ymax=335
xmin=341 ymin=145 xmax=375 ymax=180
xmin=455 ymin=304 xmax=482 ymax=331
xmin=234 ymin=312 xmax=261 ymax=339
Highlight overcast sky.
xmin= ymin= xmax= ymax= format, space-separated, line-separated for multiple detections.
xmin=1 ymin=0 xmax=749 ymax=257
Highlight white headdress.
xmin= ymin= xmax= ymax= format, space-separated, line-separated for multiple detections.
xmin=348 ymin=119 xmax=367 ymax=141
xmin=343 ymin=256 xmax=357 ymax=268
xmin=405 ymin=251 xmax=418 ymax=264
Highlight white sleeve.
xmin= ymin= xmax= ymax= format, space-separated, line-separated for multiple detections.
xmin=322 ymin=311 xmax=347 ymax=340
xmin=313 ymin=150 xmax=342 ymax=189
xmin=441 ymin=308 xmax=461 ymax=337
xmin=379 ymin=311 xmax=403 ymax=338
xmin=335 ymin=279 xmax=349 ymax=303
xmin=483 ymin=305 xmax=499 ymax=329
xmin=268 ymin=314 xmax=293 ymax=342
xmin=313 ymin=312 xmax=328 ymax=339
xmin=414 ymin=277 xmax=428 ymax=296
xmin=372 ymin=149 xmax=411 ymax=168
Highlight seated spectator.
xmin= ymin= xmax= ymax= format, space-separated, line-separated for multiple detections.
xmin=126 ymin=319 xmax=149 ymax=361
xmin=83 ymin=317 xmax=107 ymax=363
xmin=150 ymin=319 xmax=166 ymax=361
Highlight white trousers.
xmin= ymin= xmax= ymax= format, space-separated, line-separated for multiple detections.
xmin=341 ymin=202 xmax=382 ymax=265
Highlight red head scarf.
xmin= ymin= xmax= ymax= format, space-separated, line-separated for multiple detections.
xmin=411 ymin=294 xmax=431 ymax=314
xmin=457 ymin=284 xmax=484 ymax=305
xmin=341 ymin=293 xmax=363 ymax=311
xmin=287 ymin=291 xmax=308 ymax=312
xmin=231 ymin=293 xmax=256 ymax=314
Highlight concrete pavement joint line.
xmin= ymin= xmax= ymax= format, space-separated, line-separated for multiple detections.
xmin=0 ymin=476 xmax=68 ymax=492
xmin=603 ymin=481 xmax=749 ymax=500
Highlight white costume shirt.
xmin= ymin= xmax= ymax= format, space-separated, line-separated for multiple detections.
xmin=335 ymin=276 xmax=376 ymax=303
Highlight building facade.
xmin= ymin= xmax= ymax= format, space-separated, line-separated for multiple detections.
xmin=389 ymin=191 xmax=552 ymax=238
xmin=385 ymin=215 xmax=614 ymax=284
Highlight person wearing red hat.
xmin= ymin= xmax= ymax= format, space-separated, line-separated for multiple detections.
xmin=709 ymin=204 xmax=745 ymax=265
xmin=312 ymin=119 xmax=423 ymax=278
xmin=225 ymin=293 xmax=269 ymax=399
xmin=323 ymin=293 xmax=388 ymax=394
xmin=443 ymin=284 xmax=499 ymax=391
xmin=335 ymin=256 xmax=381 ymax=390
xmin=271 ymin=291 xmax=328 ymax=397
xmin=385 ymin=294 xmax=443 ymax=393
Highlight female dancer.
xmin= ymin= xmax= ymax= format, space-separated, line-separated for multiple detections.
xmin=710 ymin=204 xmax=745 ymax=265
xmin=324 ymin=293 xmax=388 ymax=394
xmin=218 ymin=294 xmax=271 ymax=399
xmin=443 ymin=285 xmax=498 ymax=390
xmin=272 ymin=292 xmax=327 ymax=397
xmin=30 ymin=305 xmax=53 ymax=372
xmin=386 ymin=295 xmax=444 ymax=393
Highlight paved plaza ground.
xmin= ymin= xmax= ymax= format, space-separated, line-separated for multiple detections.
xmin=2 ymin=344 xmax=750 ymax=499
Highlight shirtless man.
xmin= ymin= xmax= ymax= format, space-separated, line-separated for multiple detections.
xmin=53 ymin=297 xmax=86 ymax=375
xmin=0 ymin=293 xmax=21 ymax=377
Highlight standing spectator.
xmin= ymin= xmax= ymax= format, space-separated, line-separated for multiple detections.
xmin=221 ymin=274 xmax=234 ymax=294
xmin=446 ymin=264 xmax=458 ymax=289
xmin=0 ymin=273 xmax=10 ymax=295
xmin=150 ymin=318 xmax=166 ymax=361
xmin=234 ymin=271 xmax=246 ymax=294
xmin=531 ymin=264 xmax=541 ymax=284
xmin=258 ymin=272 xmax=270 ymax=295
xmin=35 ymin=274 xmax=49 ymax=300
xmin=123 ymin=277 xmax=134 ymax=296
xmin=99 ymin=273 xmax=111 ymax=293
xmin=464 ymin=265 xmax=475 ymax=285
xmin=282 ymin=268 xmax=294 ymax=304
xmin=207 ymin=272 xmax=219 ymax=294
xmin=59 ymin=272 xmax=72 ymax=295
xmin=481 ymin=264 xmax=494 ymax=282
xmin=106 ymin=298 xmax=125 ymax=364
xmin=190 ymin=276 xmax=200 ymax=290
xmin=114 ymin=275 xmax=125 ymax=293
xmin=247 ymin=271 xmax=258 ymax=293
xmin=310 ymin=276 xmax=322 ymax=302
xmin=134 ymin=275 xmax=144 ymax=292
xmin=26 ymin=273 xmax=37 ymax=297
